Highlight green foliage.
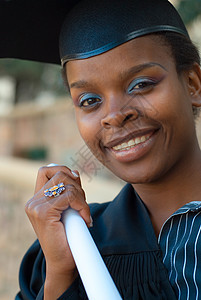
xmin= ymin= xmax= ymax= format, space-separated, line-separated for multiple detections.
xmin=178 ymin=0 xmax=201 ymax=25
xmin=19 ymin=147 xmax=48 ymax=161
xmin=0 ymin=59 xmax=45 ymax=80
xmin=0 ymin=59 xmax=67 ymax=103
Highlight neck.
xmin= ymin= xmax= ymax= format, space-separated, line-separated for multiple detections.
xmin=133 ymin=143 xmax=201 ymax=236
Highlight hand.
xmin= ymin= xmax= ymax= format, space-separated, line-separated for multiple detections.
xmin=25 ymin=165 xmax=91 ymax=298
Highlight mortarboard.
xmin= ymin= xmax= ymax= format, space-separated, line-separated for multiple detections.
xmin=0 ymin=0 xmax=79 ymax=64
xmin=60 ymin=0 xmax=189 ymax=66
xmin=0 ymin=0 xmax=189 ymax=66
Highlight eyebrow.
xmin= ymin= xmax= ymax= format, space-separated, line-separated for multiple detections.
xmin=70 ymin=80 xmax=90 ymax=89
xmin=69 ymin=62 xmax=167 ymax=89
xmin=119 ymin=62 xmax=167 ymax=80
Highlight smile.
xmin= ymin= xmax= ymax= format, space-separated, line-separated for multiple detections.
xmin=107 ymin=129 xmax=160 ymax=163
xmin=112 ymin=133 xmax=151 ymax=151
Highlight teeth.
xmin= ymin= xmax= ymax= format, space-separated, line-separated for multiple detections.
xmin=112 ymin=134 xmax=150 ymax=151
xmin=121 ymin=143 xmax=127 ymax=148
xmin=128 ymin=139 xmax=135 ymax=146
xmin=113 ymin=145 xmax=121 ymax=151
xmin=135 ymin=137 xmax=141 ymax=145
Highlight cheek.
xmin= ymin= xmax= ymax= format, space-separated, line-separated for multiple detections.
xmin=152 ymin=82 xmax=195 ymax=154
xmin=76 ymin=114 xmax=107 ymax=164
xmin=75 ymin=111 xmax=101 ymax=146
xmin=149 ymin=79 xmax=190 ymax=124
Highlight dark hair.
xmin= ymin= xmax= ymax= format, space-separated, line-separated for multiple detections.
xmin=152 ymin=32 xmax=201 ymax=118
xmin=153 ymin=31 xmax=200 ymax=72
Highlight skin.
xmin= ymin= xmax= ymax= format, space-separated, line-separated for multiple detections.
xmin=25 ymin=166 xmax=91 ymax=299
xmin=26 ymin=35 xmax=201 ymax=299
xmin=67 ymin=36 xmax=201 ymax=232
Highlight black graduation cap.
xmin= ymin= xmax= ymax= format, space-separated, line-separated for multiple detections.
xmin=0 ymin=0 xmax=189 ymax=66
xmin=0 ymin=0 xmax=80 ymax=64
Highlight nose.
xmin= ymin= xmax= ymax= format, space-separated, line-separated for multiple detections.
xmin=101 ymin=103 xmax=139 ymax=129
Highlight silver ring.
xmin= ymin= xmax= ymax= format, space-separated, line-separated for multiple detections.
xmin=44 ymin=183 xmax=65 ymax=198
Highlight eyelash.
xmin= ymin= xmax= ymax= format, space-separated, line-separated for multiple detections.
xmin=79 ymin=93 xmax=102 ymax=108
xmin=127 ymin=78 xmax=157 ymax=94
xmin=78 ymin=78 xmax=157 ymax=108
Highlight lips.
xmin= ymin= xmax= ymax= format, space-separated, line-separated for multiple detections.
xmin=112 ymin=133 xmax=152 ymax=151
xmin=104 ymin=127 xmax=158 ymax=149
xmin=104 ymin=128 xmax=160 ymax=163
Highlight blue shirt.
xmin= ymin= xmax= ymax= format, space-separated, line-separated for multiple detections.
xmin=158 ymin=201 xmax=201 ymax=300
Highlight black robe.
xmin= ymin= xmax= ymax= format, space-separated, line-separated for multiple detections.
xmin=16 ymin=184 xmax=177 ymax=299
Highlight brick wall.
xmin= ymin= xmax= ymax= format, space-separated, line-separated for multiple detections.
xmin=0 ymin=97 xmax=83 ymax=163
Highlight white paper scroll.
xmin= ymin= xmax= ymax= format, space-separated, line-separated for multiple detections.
xmin=62 ymin=208 xmax=122 ymax=300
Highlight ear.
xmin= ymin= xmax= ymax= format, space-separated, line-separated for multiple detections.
xmin=186 ymin=63 xmax=201 ymax=107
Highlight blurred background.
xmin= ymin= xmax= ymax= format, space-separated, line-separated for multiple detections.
xmin=0 ymin=0 xmax=201 ymax=299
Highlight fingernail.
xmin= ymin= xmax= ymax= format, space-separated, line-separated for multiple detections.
xmin=71 ymin=170 xmax=79 ymax=178
xmin=89 ymin=216 xmax=93 ymax=228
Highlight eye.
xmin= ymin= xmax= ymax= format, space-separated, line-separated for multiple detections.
xmin=127 ymin=77 xmax=157 ymax=94
xmin=79 ymin=93 xmax=102 ymax=108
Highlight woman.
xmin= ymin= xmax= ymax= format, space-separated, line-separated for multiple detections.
xmin=16 ymin=0 xmax=201 ymax=299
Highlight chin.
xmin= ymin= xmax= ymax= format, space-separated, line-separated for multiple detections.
xmin=111 ymin=166 xmax=164 ymax=185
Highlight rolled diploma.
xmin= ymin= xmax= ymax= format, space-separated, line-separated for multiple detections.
xmin=62 ymin=208 xmax=122 ymax=300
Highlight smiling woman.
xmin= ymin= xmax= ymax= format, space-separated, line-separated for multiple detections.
xmin=67 ymin=35 xmax=201 ymax=186
xmin=13 ymin=0 xmax=201 ymax=299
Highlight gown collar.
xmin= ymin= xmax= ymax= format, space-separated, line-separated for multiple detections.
xmin=90 ymin=183 xmax=159 ymax=255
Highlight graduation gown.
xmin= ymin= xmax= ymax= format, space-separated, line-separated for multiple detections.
xmin=16 ymin=184 xmax=177 ymax=299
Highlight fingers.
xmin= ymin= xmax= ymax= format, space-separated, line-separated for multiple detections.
xmin=35 ymin=170 xmax=81 ymax=198
xmin=25 ymin=164 xmax=92 ymax=281
xmin=35 ymin=164 xmax=81 ymax=194
xmin=26 ymin=183 xmax=91 ymax=228
xmin=27 ymin=164 xmax=92 ymax=228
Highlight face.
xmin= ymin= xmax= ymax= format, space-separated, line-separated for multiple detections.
xmin=66 ymin=36 xmax=198 ymax=184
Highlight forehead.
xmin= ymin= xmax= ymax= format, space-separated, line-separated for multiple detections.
xmin=66 ymin=35 xmax=173 ymax=83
